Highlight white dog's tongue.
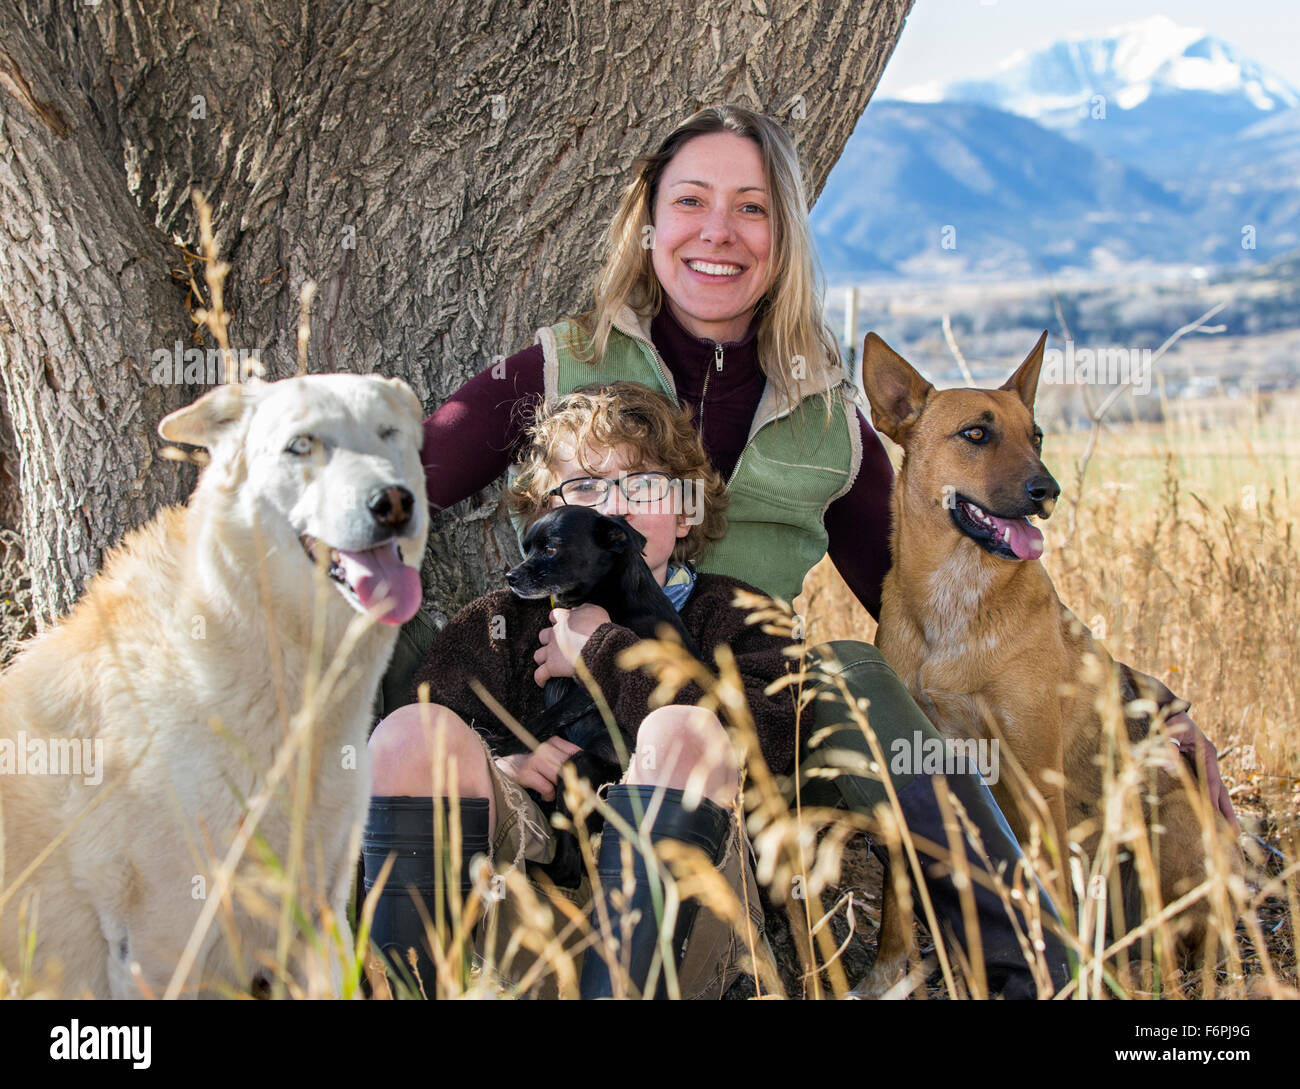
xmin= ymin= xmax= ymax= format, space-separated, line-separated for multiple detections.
xmin=336 ymin=542 xmax=421 ymax=624
xmin=988 ymin=514 xmax=1044 ymax=561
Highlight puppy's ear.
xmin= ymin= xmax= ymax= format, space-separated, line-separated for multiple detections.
xmin=999 ymin=331 xmax=1048 ymax=413
xmin=158 ymin=381 xmax=262 ymax=448
xmin=595 ymin=515 xmax=645 ymax=556
xmin=861 ymin=333 xmax=933 ymax=445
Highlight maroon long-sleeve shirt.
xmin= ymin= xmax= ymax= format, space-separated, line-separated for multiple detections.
xmin=421 ymin=304 xmax=896 ymax=619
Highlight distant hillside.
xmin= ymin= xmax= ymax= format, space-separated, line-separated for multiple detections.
xmin=814 ymin=17 xmax=1300 ymax=281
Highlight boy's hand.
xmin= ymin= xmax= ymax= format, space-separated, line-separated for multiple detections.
xmin=496 ymin=737 xmax=583 ymax=801
xmin=533 ymin=605 xmax=613 ymax=685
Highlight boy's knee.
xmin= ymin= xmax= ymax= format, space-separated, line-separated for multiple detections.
xmin=633 ymin=706 xmax=738 ymax=798
xmin=368 ymin=703 xmax=485 ymax=796
xmin=639 ymin=705 xmax=727 ymax=753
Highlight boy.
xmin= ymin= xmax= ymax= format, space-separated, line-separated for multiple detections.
xmin=363 ymin=382 xmax=800 ymax=998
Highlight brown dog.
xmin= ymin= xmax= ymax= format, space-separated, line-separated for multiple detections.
xmin=858 ymin=331 xmax=1240 ymax=996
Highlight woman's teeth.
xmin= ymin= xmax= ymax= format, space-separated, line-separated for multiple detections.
xmin=687 ymin=260 xmax=742 ymax=276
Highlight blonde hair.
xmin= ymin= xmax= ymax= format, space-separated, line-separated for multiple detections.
xmin=578 ymin=104 xmax=842 ymax=418
xmin=508 ymin=382 xmax=728 ymax=565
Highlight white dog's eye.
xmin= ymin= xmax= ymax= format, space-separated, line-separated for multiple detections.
xmin=285 ymin=435 xmax=315 ymax=456
xmin=378 ymin=426 xmax=399 ymax=441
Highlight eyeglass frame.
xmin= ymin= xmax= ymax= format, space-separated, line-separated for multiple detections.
xmin=546 ymin=470 xmax=680 ymax=508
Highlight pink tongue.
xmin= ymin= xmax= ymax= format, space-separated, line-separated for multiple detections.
xmin=335 ymin=541 xmax=422 ymax=624
xmin=988 ymin=515 xmax=1044 ymax=561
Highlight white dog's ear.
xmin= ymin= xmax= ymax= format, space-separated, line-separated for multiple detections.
xmin=381 ymin=377 xmax=425 ymax=429
xmin=158 ymin=381 xmax=262 ymax=448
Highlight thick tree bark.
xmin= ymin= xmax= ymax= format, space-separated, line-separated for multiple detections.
xmin=1 ymin=0 xmax=912 ymax=625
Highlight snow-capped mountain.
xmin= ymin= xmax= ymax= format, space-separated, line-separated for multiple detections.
xmin=813 ymin=100 xmax=1195 ymax=281
xmin=811 ymin=17 xmax=1300 ymax=281
xmin=900 ymin=15 xmax=1298 ymax=130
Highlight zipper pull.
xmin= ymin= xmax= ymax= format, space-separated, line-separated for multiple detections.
xmin=714 ymin=343 xmax=723 ymax=373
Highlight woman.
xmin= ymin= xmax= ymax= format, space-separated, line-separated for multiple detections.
xmin=383 ymin=104 xmax=1235 ymax=996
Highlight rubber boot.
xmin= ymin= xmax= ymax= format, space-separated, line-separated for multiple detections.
xmin=362 ymin=795 xmax=491 ymax=998
xmin=885 ymin=769 xmax=1074 ymax=999
xmin=579 ymin=784 xmax=732 ymax=1000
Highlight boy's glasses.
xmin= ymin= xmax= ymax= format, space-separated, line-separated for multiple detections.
xmin=549 ymin=471 xmax=677 ymax=507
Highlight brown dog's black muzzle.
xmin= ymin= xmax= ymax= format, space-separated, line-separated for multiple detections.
xmin=1025 ymin=472 xmax=1060 ymax=512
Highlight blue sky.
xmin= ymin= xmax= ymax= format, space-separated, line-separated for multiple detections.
xmin=875 ymin=1 xmax=1300 ymax=97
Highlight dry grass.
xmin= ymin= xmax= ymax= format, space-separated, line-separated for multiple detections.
xmin=2 ymin=376 xmax=1296 ymax=999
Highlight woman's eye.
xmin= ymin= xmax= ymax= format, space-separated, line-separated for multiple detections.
xmin=742 ymin=203 xmax=767 ymax=215
xmin=285 ymin=435 xmax=314 ymax=456
xmin=676 ymin=196 xmax=702 ymax=207
xmin=961 ymin=427 xmax=986 ymax=443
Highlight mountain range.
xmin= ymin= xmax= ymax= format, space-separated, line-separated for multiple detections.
xmin=813 ymin=16 xmax=1300 ymax=281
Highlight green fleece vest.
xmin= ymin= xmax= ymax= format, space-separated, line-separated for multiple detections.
xmin=534 ymin=317 xmax=861 ymax=604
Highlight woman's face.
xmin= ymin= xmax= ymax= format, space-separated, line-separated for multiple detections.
xmin=650 ymin=131 xmax=773 ymax=345
xmin=546 ymin=442 xmax=690 ymax=588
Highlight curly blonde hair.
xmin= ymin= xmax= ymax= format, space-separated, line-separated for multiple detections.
xmin=508 ymin=382 xmax=728 ymax=565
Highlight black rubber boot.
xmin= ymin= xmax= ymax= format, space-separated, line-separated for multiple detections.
xmin=362 ymin=795 xmax=491 ymax=998
xmin=886 ymin=769 xmax=1074 ymax=999
xmin=579 ymin=784 xmax=732 ymax=1000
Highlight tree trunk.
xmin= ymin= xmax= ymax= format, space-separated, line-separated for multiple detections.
xmin=0 ymin=0 xmax=912 ymax=626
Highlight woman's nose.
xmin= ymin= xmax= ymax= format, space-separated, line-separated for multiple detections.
xmin=699 ymin=207 xmax=735 ymax=245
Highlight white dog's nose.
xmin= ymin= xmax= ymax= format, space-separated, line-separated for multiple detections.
xmin=367 ymin=485 xmax=414 ymax=529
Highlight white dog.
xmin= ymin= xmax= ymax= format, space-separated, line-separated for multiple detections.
xmin=0 ymin=374 xmax=428 ymax=998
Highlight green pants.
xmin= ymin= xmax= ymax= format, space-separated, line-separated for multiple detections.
xmin=796 ymin=639 xmax=948 ymax=810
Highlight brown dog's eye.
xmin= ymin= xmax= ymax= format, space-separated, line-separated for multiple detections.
xmin=961 ymin=427 xmax=986 ymax=443
xmin=543 ymin=545 xmax=557 ymax=558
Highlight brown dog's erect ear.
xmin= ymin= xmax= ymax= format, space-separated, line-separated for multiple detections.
xmin=860 ymin=332 xmax=934 ymax=444
xmin=999 ymin=331 xmax=1049 ymax=413
xmin=158 ymin=381 xmax=261 ymax=448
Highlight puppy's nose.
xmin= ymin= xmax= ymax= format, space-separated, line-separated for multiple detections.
xmin=505 ymin=568 xmax=520 ymax=586
xmin=1025 ymin=474 xmax=1060 ymax=505
xmin=368 ymin=485 xmax=414 ymax=529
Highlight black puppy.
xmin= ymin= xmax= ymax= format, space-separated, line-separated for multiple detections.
xmin=506 ymin=504 xmax=697 ymax=886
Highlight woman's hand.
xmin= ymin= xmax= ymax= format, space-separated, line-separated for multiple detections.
xmin=496 ymin=737 xmax=584 ymax=801
xmin=532 ymin=605 xmax=613 ymax=686
xmin=1166 ymin=712 xmax=1240 ymax=831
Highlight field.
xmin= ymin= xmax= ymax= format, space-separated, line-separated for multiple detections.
xmin=1 ymin=391 xmax=1296 ymax=1000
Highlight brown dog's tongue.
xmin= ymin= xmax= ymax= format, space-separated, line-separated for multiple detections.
xmin=989 ymin=515 xmax=1044 ymax=561
xmin=335 ymin=541 xmax=422 ymax=624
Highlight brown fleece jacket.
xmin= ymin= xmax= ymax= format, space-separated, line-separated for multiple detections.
xmin=407 ymin=573 xmax=802 ymax=774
